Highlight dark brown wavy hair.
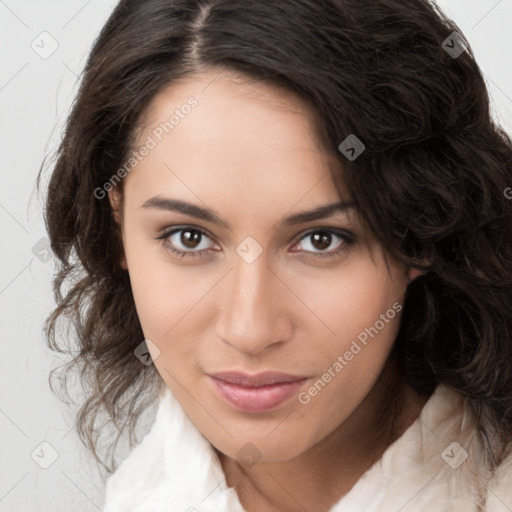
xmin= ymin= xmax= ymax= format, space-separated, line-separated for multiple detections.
xmin=38 ymin=0 xmax=512 ymax=474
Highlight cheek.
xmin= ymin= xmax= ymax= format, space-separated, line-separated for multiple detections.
xmin=295 ymin=316 xmax=400 ymax=440
xmin=122 ymin=233 xmax=177 ymax=341
xmin=295 ymin=257 xmax=405 ymax=340
xmin=129 ymin=267 xmax=206 ymax=341
xmin=292 ymin=262 xmax=404 ymax=411
xmin=122 ymin=226 xmax=198 ymax=327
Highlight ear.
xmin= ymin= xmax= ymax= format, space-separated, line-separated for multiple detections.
xmin=108 ymin=188 xmax=128 ymax=270
xmin=407 ymin=268 xmax=423 ymax=283
xmin=108 ymin=188 xmax=122 ymax=224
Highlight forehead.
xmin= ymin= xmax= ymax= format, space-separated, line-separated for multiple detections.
xmin=124 ymin=69 xmax=354 ymax=221
xmin=134 ymin=68 xmax=331 ymax=156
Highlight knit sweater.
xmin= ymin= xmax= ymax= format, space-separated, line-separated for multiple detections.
xmin=103 ymin=383 xmax=512 ymax=511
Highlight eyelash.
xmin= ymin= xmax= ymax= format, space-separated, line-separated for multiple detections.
xmin=155 ymin=226 xmax=356 ymax=261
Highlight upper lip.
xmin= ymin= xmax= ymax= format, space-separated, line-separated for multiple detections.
xmin=209 ymin=371 xmax=308 ymax=387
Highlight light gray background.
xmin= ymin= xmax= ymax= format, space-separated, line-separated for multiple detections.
xmin=1 ymin=1 xmax=511 ymax=511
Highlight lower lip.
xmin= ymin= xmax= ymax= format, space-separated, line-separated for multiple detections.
xmin=208 ymin=376 xmax=307 ymax=413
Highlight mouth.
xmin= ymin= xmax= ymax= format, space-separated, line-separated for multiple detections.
xmin=207 ymin=371 xmax=309 ymax=413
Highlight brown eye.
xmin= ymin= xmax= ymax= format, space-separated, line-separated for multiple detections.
xmin=310 ymin=231 xmax=334 ymax=251
xmin=180 ymin=229 xmax=204 ymax=249
xmin=291 ymin=228 xmax=356 ymax=260
xmin=156 ymin=226 xmax=217 ymax=259
xmin=296 ymin=230 xmax=344 ymax=253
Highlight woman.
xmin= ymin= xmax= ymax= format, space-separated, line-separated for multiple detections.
xmin=39 ymin=0 xmax=512 ymax=510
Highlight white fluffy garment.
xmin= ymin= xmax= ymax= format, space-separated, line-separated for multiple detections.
xmin=103 ymin=383 xmax=512 ymax=512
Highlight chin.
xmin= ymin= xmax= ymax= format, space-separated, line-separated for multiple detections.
xmin=214 ymin=431 xmax=311 ymax=465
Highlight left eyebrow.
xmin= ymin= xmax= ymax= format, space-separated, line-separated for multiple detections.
xmin=140 ymin=196 xmax=356 ymax=230
xmin=282 ymin=200 xmax=356 ymax=226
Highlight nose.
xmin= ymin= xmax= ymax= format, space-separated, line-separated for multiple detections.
xmin=214 ymin=252 xmax=294 ymax=356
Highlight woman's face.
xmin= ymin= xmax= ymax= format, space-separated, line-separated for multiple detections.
xmin=110 ymin=69 xmax=418 ymax=463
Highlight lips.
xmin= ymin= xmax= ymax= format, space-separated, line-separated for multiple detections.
xmin=207 ymin=371 xmax=308 ymax=413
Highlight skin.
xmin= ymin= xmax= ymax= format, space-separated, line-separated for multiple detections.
xmin=109 ymin=68 xmax=428 ymax=512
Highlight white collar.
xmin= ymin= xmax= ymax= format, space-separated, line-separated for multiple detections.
xmin=104 ymin=382 xmax=511 ymax=511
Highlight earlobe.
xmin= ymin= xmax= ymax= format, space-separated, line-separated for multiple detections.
xmin=407 ymin=268 xmax=423 ymax=282
xmin=118 ymin=248 xmax=128 ymax=270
